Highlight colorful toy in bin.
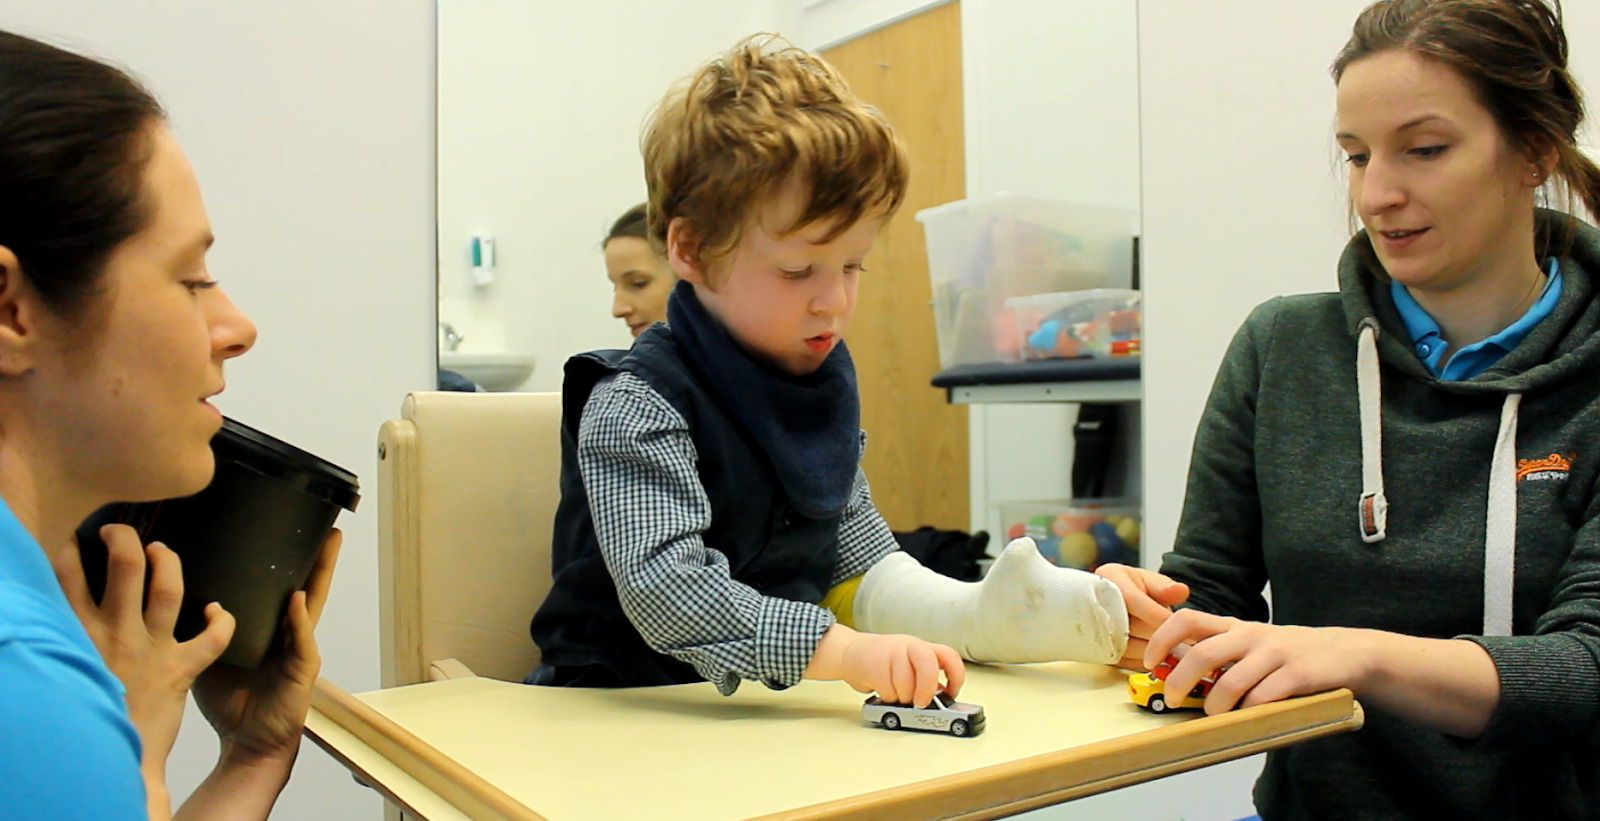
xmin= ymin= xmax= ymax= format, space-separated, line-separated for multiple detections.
xmin=1058 ymin=532 xmax=1098 ymax=567
xmin=1007 ymin=289 xmax=1142 ymax=361
xmin=1117 ymin=517 xmax=1140 ymax=544
xmin=996 ymin=500 xmax=1139 ymax=570
xmin=1107 ymin=307 xmax=1141 ymax=357
xmin=1090 ymin=521 xmax=1138 ymax=566
xmin=993 ymin=308 xmax=1022 ymax=360
xmin=1035 ymin=535 xmax=1062 ymax=564
xmin=1019 ymin=514 xmax=1059 ymax=563
xmin=1027 ymin=319 xmax=1087 ymax=359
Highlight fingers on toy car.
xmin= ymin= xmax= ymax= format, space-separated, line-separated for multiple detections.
xmin=1128 ymin=654 xmax=1220 ymax=713
xmin=863 ymin=690 xmax=987 ymax=737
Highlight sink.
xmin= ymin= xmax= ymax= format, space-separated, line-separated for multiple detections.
xmin=439 ymin=352 xmax=536 ymax=392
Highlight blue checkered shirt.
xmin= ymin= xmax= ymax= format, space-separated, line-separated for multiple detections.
xmin=577 ymin=371 xmax=898 ymax=694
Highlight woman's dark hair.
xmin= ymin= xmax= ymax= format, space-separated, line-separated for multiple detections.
xmin=604 ymin=203 xmax=650 ymax=248
xmin=1334 ymin=0 xmax=1599 ymax=244
xmin=0 ymin=30 xmax=165 ymax=316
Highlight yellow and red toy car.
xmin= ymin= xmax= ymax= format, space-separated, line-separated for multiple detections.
xmin=1128 ymin=654 xmax=1219 ymax=713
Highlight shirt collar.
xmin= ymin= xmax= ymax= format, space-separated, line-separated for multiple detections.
xmin=1390 ymin=257 xmax=1563 ymax=357
xmin=0 ymin=492 xmax=58 ymax=599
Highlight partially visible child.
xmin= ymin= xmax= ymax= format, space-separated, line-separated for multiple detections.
xmin=530 ymin=35 xmax=1129 ymax=707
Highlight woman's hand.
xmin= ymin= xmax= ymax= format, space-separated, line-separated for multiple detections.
xmin=1147 ymin=609 xmax=1501 ymax=735
xmin=1094 ymin=563 xmax=1189 ymax=671
xmin=1145 ymin=608 xmax=1368 ymax=715
xmin=192 ymin=529 xmax=341 ymax=769
xmin=52 ymin=525 xmax=236 ymax=782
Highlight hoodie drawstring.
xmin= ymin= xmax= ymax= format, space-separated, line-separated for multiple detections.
xmin=1483 ymin=393 xmax=1520 ymax=637
xmin=1355 ymin=319 xmax=1518 ymax=637
xmin=1356 ymin=320 xmax=1389 ymax=543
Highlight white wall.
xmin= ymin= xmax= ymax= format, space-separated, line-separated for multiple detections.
xmin=953 ymin=0 xmax=1143 ymax=541
xmin=1140 ymin=0 xmax=1371 ymax=572
xmin=960 ymin=0 xmax=1140 ymax=213
xmin=436 ymin=0 xmax=794 ymax=392
xmin=1 ymin=3 xmax=436 ymax=820
xmin=1572 ymin=6 xmax=1600 ymax=185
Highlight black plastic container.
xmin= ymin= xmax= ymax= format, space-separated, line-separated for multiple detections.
xmin=76 ymin=417 xmax=360 ymax=668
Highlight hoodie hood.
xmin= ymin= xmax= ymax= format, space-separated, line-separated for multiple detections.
xmin=1338 ymin=209 xmax=1600 ymax=395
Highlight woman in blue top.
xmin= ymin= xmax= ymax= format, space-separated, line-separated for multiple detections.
xmin=0 ymin=30 xmax=340 ymax=821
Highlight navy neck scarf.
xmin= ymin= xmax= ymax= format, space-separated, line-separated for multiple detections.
xmin=666 ymin=280 xmax=861 ymax=519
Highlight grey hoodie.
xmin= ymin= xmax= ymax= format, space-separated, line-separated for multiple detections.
xmin=1162 ymin=212 xmax=1600 ymax=820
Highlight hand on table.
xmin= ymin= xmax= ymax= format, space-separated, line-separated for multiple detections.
xmin=1146 ymin=608 xmax=1365 ymax=715
xmin=806 ymin=623 xmax=966 ymax=708
xmin=1094 ymin=563 xmax=1189 ymax=671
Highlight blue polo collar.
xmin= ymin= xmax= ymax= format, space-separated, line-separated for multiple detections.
xmin=1390 ymin=258 xmax=1562 ymax=380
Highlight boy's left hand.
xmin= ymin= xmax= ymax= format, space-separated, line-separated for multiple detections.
xmin=193 ymin=529 xmax=341 ymax=767
xmin=1146 ymin=608 xmax=1368 ymax=714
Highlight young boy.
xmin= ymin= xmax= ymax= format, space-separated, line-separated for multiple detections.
xmin=529 ymin=35 xmax=1129 ymax=707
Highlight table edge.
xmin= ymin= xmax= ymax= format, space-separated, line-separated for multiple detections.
xmin=305 ymin=707 xmax=473 ymax=821
xmin=746 ymin=689 xmax=1363 ymax=821
xmin=311 ymin=677 xmax=547 ymax=821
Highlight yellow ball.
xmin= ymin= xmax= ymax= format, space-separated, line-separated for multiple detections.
xmin=1116 ymin=518 xmax=1141 ymax=548
xmin=1058 ymin=532 xmax=1098 ymax=568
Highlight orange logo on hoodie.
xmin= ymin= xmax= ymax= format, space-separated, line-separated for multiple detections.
xmin=1517 ymin=453 xmax=1573 ymax=482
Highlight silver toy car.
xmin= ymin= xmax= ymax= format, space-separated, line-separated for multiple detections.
xmin=862 ymin=691 xmax=986 ymax=737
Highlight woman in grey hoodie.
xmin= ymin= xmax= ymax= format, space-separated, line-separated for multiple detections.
xmin=1100 ymin=1 xmax=1600 ymax=818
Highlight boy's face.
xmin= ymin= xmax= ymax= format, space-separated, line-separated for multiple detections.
xmin=668 ymin=184 xmax=882 ymax=376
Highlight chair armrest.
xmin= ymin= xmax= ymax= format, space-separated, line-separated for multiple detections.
xmin=427 ymin=658 xmax=480 ymax=682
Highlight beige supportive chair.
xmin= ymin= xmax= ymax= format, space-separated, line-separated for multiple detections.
xmin=378 ymin=391 xmax=563 ymax=687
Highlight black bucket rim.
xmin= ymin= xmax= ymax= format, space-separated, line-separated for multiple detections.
xmin=215 ymin=417 xmax=360 ymax=512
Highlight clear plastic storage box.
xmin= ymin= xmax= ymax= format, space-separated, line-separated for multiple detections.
xmin=1005 ymin=289 xmax=1141 ymax=360
xmin=994 ymin=498 xmax=1141 ymax=570
xmin=916 ymin=194 xmax=1138 ymax=369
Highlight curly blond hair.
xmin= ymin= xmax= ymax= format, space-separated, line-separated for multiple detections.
xmin=642 ymin=34 xmax=909 ymax=270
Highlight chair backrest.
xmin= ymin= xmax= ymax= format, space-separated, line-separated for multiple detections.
xmin=378 ymin=391 xmax=563 ymax=686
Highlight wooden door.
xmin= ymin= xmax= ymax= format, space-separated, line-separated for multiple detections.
xmin=823 ymin=3 xmax=969 ymax=531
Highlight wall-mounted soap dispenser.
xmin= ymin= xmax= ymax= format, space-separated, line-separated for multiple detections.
xmin=471 ymin=234 xmax=496 ymax=287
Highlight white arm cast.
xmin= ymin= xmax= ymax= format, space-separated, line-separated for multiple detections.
xmin=853 ymin=537 xmax=1129 ymax=664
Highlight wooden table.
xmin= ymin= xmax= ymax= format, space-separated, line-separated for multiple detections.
xmin=306 ymin=661 xmax=1362 ymax=821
